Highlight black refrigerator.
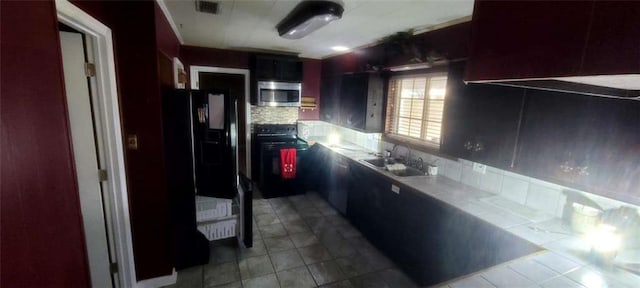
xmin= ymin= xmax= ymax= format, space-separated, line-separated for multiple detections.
xmin=162 ymin=88 xmax=251 ymax=269
xmin=190 ymin=90 xmax=238 ymax=198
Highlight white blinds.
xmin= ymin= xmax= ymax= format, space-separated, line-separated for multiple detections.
xmin=385 ymin=74 xmax=447 ymax=146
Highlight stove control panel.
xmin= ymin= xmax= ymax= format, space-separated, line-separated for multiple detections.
xmin=253 ymin=124 xmax=297 ymax=137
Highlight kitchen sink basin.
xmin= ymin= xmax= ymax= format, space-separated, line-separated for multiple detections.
xmin=362 ymin=158 xmax=386 ymax=168
xmin=362 ymin=158 xmax=427 ymax=177
xmin=388 ymin=166 xmax=426 ymax=177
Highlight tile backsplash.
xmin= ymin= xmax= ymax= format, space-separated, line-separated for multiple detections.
xmin=298 ymin=120 xmax=638 ymax=218
xmin=251 ymin=106 xmax=298 ymax=124
xmin=379 ymin=140 xmax=639 ymax=218
xmin=297 ymin=120 xmax=382 ymax=152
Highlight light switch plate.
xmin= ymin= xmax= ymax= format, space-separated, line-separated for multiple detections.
xmin=391 ymin=184 xmax=400 ymax=194
xmin=473 ymin=162 xmax=487 ymax=174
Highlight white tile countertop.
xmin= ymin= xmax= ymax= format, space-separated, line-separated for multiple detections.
xmin=311 ymin=140 xmax=640 ymax=288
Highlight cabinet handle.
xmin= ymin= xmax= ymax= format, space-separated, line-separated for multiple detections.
xmin=559 ymin=161 xmax=573 ymax=173
xmin=197 ymin=107 xmax=206 ymax=123
xmin=464 ymin=141 xmax=473 ymax=151
xmin=473 ymin=142 xmax=484 ymax=152
xmin=576 ymin=166 xmax=589 ymax=176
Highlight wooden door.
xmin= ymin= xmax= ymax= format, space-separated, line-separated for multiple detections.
xmin=60 ymin=31 xmax=113 ymax=288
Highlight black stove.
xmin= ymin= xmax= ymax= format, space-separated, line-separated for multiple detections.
xmin=254 ymin=124 xmax=297 ymax=138
xmin=252 ymin=124 xmax=309 ymax=198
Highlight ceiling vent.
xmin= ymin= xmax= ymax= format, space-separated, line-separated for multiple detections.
xmin=195 ymin=0 xmax=219 ymax=14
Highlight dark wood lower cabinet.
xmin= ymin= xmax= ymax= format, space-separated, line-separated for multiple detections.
xmin=300 ymin=144 xmax=332 ymax=199
xmin=347 ymin=163 xmax=541 ymax=286
xmin=401 ymin=188 xmax=541 ymax=284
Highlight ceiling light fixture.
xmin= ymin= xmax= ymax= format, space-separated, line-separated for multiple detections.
xmin=331 ymin=46 xmax=349 ymax=52
xmin=277 ymin=1 xmax=344 ymax=40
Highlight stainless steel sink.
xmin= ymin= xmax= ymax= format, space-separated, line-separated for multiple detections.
xmin=388 ymin=166 xmax=426 ymax=177
xmin=362 ymin=158 xmax=427 ymax=177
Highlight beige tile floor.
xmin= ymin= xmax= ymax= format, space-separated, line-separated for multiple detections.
xmin=163 ymin=191 xmax=640 ymax=288
xmin=165 ymin=192 xmax=419 ymax=288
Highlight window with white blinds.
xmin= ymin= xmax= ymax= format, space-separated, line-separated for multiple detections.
xmin=385 ymin=74 xmax=447 ymax=146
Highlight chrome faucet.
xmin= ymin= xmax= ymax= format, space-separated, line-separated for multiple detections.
xmin=416 ymin=157 xmax=424 ymax=171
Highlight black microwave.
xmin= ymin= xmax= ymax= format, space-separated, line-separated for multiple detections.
xmin=256 ymin=81 xmax=302 ymax=107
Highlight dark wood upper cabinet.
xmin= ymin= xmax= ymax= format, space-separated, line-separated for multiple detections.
xmin=516 ymin=91 xmax=640 ymax=205
xmin=465 ymin=0 xmax=640 ymax=82
xmin=582 ymin=97 xmax=640 ymax=204
xmin=277 ymin=58 xmax=304 ymax=82
xmin=581 ymin=0 xmax=640 ymax=75
xmin=254 ymin=57 xmax=275 ymax=80
xmin=516 ymin=91 xmax=593 ymax=184
xmin=252 ymin=54 xmax=303 ymax=82
xmin=442 ymin=62 xmax=526 ymax=170
xmin=339 ymin=74 xmax=367 ymax=129
xmin=338 ymin=73 xmax=384 ymax=132
xmin=466 ymin=1 xmax=592 ymax=81
xmin=319 ymin=75 xmax=341 ymax=123
xmin=320 ymin=72 xmax=384 ymax=132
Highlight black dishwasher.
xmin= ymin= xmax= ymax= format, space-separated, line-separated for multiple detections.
xmin=327 ymin=155 xmax=349 ymax=214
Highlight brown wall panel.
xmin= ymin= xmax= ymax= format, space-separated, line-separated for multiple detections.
xmin=181 ymin=45 xmax=251 ymax=70
xmin=299 ymin=58 xmax=322 ymax=120
xmin=155 ymin=3 xmax=180 ymax=59
xmin=1 ymin=1 xmax=91 ymax=286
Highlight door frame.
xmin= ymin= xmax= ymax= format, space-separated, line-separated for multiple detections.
xmin=56 ymin=0 xmax=136 ymax=287
xmin=190 ymin=66 xmax=252 ymax=179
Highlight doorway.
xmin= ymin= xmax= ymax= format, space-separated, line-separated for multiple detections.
xmin=57 ymin=0 xmax=135 ymax=286
xmin=60 ymin=27 xmax=117 ymax=288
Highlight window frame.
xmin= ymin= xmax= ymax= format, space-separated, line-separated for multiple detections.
xmin=385 ymin=72 xmax=448 ymax=148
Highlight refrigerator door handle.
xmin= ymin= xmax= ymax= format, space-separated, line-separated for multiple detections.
xmin=197 ymin=106 xmax=206 ymax=124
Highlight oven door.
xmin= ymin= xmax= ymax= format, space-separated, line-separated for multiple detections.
xmin=259 ymin=143 xmax=308 ymax=198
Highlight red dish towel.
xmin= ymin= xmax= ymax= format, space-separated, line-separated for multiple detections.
xmin=280 ymin=148 xmax=297 ymax=179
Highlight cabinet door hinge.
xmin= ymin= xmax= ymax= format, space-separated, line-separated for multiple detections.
xmin=110 ymin=262 xmax=118 ymax=274
xmin=98 ymin=169 xmax=108 ymax=181
xmin=85 ymin=62 xmax=96 ymax=77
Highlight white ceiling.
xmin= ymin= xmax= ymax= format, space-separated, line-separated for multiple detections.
xmin=163 ymin=0 xmax=474 ymax=59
